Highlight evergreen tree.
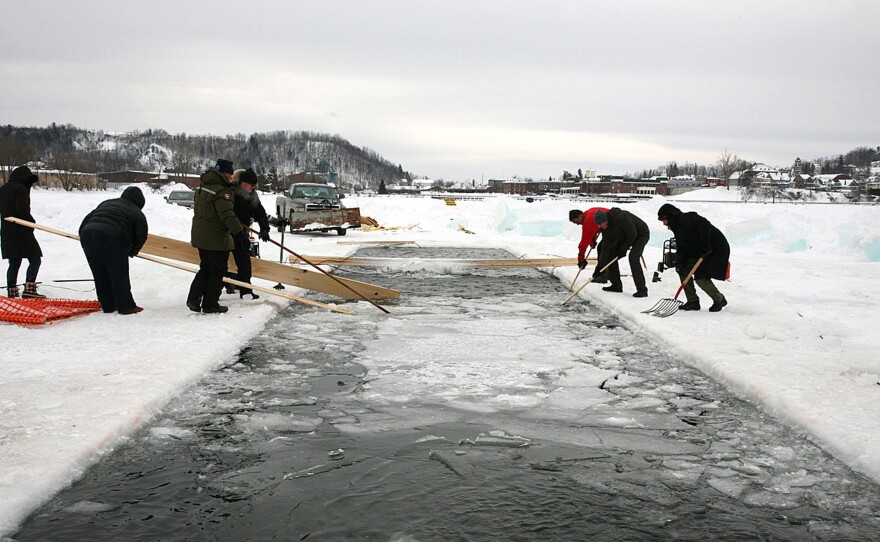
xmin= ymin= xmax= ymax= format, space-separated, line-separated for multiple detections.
xmin=378 ymin=179 xmax=387 ymax=194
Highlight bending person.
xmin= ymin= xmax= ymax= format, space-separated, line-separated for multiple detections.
xmin=79 ymin=186 xmax=148 ymax=314
xmin=657 ymin=203 xmax=730 ymax=312
xmin=593 ymin=208 xmax=650 ymax=297
xmin=568 ymin=207 xmax=608 ymax=272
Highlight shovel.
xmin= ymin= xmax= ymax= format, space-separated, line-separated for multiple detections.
xmin=642 ymin=258 xmax=703 ymax=317
xmin=562 ymin=257 xmax=619 ymax=305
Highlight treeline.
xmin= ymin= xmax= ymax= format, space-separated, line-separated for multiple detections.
xmin=0 ymin=123 xmax=412 ymax=191
xmin=626 ymin=146 xmax=879 ymax=180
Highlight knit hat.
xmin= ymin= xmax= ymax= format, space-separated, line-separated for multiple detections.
xmin=215 ymin=159 xmax=234 ymax=175
xmin=593 ymin=210 xmax=608 ymax=225
xmin=239 ymin=168 xmax=258 ymax=186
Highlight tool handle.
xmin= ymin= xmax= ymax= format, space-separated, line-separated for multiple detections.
xmin=673 ymin=258 xmax=704 ymax=300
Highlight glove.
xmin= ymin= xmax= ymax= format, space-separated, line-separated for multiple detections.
xmin=701 ymin=248 xmax=713 ymax=258
xmin=577 ymin=259 xmax=588 ymax=270
xmin=617 ymin=251 xmax=628 ymax=259
xmin=234 ymin=230 xmax=250 ymax=249
xmin=259 ymin=229 xmax=270 ymax=242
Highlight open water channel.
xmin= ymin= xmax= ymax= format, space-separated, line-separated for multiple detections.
xmin=13 ymin=247 xmax=880 ymax=541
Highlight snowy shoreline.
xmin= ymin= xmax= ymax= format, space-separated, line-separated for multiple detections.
xmin=1 ymin=186 xmax=878 ymax=537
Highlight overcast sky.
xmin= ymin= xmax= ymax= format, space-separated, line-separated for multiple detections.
xmin=1 ymin=0 xmax=877 ymax=180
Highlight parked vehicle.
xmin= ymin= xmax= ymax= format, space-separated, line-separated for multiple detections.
xmin=275 ymin=183 xmax=360 ymax=235
xmin=165 ymin=189 xmax=195 ymax=209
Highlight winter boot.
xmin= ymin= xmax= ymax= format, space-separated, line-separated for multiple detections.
xmin=6 ymin=286 xmax=20 ymax=298
xmin=21 ymin=282 xmax=45 ymax=299
xmin=680 ymin=300 xmax=701 ymax=311
xmin=202 ymin=304 xmax=229 ymax=314
xmin=601 ymin=285 xmax=623 ymax=293
xmin=224 ymin=284 xmax=236 ymax=295
xmin=239 ymin=289 xmax=259 ymax=300
xmin=632 ymin=289 xmax=648 ymax=298
xmin=709 ymin=296 xmax=728 ymax=312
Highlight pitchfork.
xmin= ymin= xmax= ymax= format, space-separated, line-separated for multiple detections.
xmin=642 ymin=258 xmax=703 ymax=317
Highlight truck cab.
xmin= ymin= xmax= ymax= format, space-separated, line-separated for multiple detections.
xmin=275 ymin=183 xmax=361 ymax=236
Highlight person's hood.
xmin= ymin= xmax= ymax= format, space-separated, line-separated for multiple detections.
xmin=9 ymin=166 xmax=38 ymax=186
xmin=657 ymin=203 xmax=682 ymax=223
xmin=121 ymin=186 xmax=146 ymax=209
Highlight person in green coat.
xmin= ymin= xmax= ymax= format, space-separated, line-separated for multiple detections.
xmin=186 ymin=159 xmax=248 ymax=314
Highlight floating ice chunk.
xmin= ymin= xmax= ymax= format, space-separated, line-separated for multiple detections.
xmin=149 ymin=426 xmax=194 ymax=440
xmin=708 ymin=477 xmax=750 ymax=499
xmin=61 ymin=500 xmax=118 ymax=513
xmin=600 ymin=416 xmax=642 ymax=428
xmin=742 ymin=489 xmax=802 ymax=509
xmin=471 ymin=434 xmax=531 ymax=448
xmin=238 ymin=413 xmax=322 ymax=433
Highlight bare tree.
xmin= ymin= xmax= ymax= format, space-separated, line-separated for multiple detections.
xmin=48 ymin=150 xmax=91 ymax=191
xmin=0 ymin=137 xmax=37 ymax=183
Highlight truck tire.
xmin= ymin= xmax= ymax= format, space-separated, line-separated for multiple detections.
xmin=336 ymin=228 xmax=347 ymax=236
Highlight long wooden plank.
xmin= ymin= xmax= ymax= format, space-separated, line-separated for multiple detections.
xmin=139 ymin=234 xmax=399 ymax=300
xmin=288 ymin=255 xmax=597 ymax=268
xmin=137 ymin=254 xmax=352 ymax=314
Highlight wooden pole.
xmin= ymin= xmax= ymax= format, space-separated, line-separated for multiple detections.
xmin=562 ymin=257 xmax=619 ymax=305
xmin=251 ymin=226 xmax=390 ymax=314
xmin=569 ymin=246 xmax=592 ymax=291
xmin=5 ymin=217 xmax=352 ymax=315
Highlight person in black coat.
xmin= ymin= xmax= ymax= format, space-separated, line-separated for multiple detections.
xmin=593 ymin=208 xmax=650 ymax=297
xmin=0 ymin=165 xmax=45 ymax=298
xmin=79 ymin=186 xmax=149 ymax=314
xmin=657 ymin=203 xmax=730 ymax=312
xmin=225 ymin=168 xmax=270 ymax=299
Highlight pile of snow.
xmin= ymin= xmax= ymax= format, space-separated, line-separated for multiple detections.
xmin=0 ymin=186 xmax=878 ymax=536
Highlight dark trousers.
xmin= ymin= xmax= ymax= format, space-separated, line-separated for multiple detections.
xmin=6 ymin=257 xmax=41 ymax=287
xmin=80 ymin=229 xmax=136 ymax=313
xmin=188 ymin=249 xmax=229 ymax=310
xmin=227 ymin=245 xmax=253 ymax=295
xmin=606 ymin=233 xmax=649 ymax=292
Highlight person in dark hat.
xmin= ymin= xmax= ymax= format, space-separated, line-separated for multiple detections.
xmin=186 ymin=159 xmax=247 ymax=314
xmin=79 ymin=186 xmax=149 ymax=314
xmin=657 ymin=203 xmax=730 ymax=312
xmin=568 ymin=207 xmax=609 ymax=272
xmin=225 ymin=167 xmax=271 ymax=299
xmin=0 ymin=166 xmax=45 ymax=298
xmin=593 ymin=208 xmax=650 ymax=297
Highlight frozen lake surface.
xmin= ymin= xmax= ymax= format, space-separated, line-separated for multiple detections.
xmin=14 ymin=248 xmax=880 ymax=541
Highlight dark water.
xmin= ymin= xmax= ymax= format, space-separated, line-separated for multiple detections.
xmin=13 ymin=248 xmax=880 ymax=541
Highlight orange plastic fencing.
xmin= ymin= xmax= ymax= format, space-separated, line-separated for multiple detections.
xmin=0 ymin=298 xmax=102 ymax=326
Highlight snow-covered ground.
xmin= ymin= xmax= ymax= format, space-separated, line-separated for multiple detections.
xmin=1 ymin=185 xmax=878 ymax=537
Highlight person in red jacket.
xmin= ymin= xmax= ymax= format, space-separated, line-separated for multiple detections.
xmin=568 ymin=207 xmax=609 ymax=271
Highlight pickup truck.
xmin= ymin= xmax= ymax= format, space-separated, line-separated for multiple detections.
xmin=275 ymin=183 xmax=361 ymax=236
